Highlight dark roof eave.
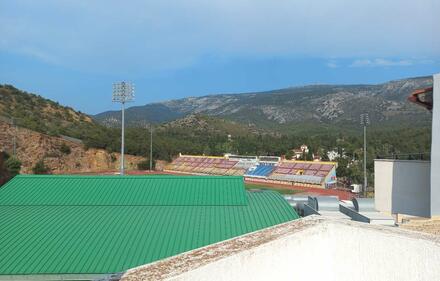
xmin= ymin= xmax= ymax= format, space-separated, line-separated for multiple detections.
xmin=408 ymin=87 xmax=433 ymax=111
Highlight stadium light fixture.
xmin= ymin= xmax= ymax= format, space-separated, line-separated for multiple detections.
xmin=360 ymin=113 xmax=370 ymax=197
xmin=112 ymin=82 xmax=134 ymax=175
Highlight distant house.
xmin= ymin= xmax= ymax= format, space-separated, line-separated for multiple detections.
xmin=313 ymin=155 xmax=321 ymax=162
xmin=292 ymin=144 xmax=310 ymax=159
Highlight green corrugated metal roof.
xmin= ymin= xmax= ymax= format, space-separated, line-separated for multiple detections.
xmin=0 ymin=175 xmax=247 ymax=206
xmin=0 ymin=175 xmax=299 ymax=275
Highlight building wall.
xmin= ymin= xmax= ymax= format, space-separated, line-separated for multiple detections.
xmin=375 ymin=159 xmax=431 ymax=217
xmin=374 ymin=160 xmax=393 ymax=213
xmin=142 ymin=219 xmax=440 ymax=281
xmin=432 ymin=73 xmax=440 ymax=215
xmin=324 ymin=166 xmax=337 ymax=188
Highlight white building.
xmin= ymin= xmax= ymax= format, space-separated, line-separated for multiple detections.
xmin=292 ymin=144 xmax=309 ymax=159
xmin=375 ymin=73 xmax=439 ymax=218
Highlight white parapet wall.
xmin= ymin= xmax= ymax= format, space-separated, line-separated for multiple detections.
xmin=432 ymin=73 xmax=440 ymax=215
xmin=374 ymin=159 xmax=431 ymax=217
xmin=118 ymin=217 xmax=440 ymax=281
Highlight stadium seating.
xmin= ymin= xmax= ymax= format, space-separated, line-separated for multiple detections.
xmin=164 ymin=155 xmax=336 ymax=187
xmin=268 ymin=174 xmax=323 ymax=185
xmin=245 ymin=163 xmax=275 ymax=178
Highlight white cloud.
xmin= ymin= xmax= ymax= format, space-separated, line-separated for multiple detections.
xmin=326 ymin=60 xmax=339 ymax=68
xmin=350 ymin=58 xmax=414 ymax=67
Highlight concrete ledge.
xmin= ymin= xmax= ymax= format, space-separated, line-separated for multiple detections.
xmin=119 ymin=217 xmax=325 ymax=280
xmin=118 ymin=216 xmax=440 ymax=281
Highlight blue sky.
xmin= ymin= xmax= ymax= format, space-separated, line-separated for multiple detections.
xmin=1 ymin=0 xmax=439 ymax=114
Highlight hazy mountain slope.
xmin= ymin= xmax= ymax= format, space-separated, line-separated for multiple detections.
xmin=99 ymin=104 xmax=185 ymax=127
xmin=94 ymin=76 xmax=432 ymax=129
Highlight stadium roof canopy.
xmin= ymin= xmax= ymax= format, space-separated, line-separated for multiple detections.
xmin=0 ymin=175 xmax=298 ymax=280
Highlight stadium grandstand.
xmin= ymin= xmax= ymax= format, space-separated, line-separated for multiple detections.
xmin=164 ymin=154 xmax=337 ymax=188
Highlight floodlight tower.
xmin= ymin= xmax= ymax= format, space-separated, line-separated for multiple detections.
xmin=149 ymin=123 xmax=153 ymax=171
xmin=144 ymin=122 xmax=153 ymax=171
xmin=360 ymin=113 xmax=370 ymax=197
xmin=112 ymin=82 xmax=134 ymax=175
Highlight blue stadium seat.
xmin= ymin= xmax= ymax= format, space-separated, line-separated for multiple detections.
xmin=245 ymin=163 xmax=275 ymax=177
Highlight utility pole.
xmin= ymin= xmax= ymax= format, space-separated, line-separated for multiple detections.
xmin=112 ymin=82 xmax=134 ymax=175
xmin=149 ymin=123 xmax=153 ymax=171
xmin=360 ymin=113 xmax=370 ymax=197
xmin=12 ymin=117 xmax=16 ymax=156
xmin=10 ymin=117 xmax=21 ymax=157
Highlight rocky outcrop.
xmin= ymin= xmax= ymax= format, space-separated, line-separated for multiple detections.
xmin=0 ymin=121 xmax=143 ymax=174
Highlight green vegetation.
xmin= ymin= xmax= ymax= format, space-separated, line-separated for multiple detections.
xmin=0 ymin=84 xmax=432 ymax=187
xmin=32 ymin=160 xmax=50 ymax=174
xmin=5 ymin=157 xmax=22 ymax=177
xmin=0 ymin=153 xmax=22 ymax=185
xmin=59 ymin=143 xmax=71 ymax=155
xmin=137 ymin=159 xmax=155 ymax=170
xmin=245 ymin=183 xmax=300 ymax=195
xmin=0 ymin=84 xmax=112 ymax=150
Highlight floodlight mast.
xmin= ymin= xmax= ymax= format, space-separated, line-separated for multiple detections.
xmin=360 ymin=113 xmax=370 ymax=197
xmin=112 ymin=82 xmax=134 ymax=175
xmin=150 ymin=123 xmax=153 ymax=171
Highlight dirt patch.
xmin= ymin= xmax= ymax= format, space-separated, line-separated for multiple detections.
xmin=401 ymin=219 xmax=440 ymax=236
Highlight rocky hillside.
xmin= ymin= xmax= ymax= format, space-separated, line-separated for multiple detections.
xmin=0 ymin=84 xmax=111 ymax=144
xmin=94 ymin=76 xmax=432 ymax=130
xmin=0 ymin=120 xmax=143 ymax=174
xmin=158 ymin=114 xmax=277 ymax=137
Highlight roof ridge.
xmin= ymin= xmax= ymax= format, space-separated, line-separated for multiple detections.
xmin=13 ymin=175 xmax=244 ymax=179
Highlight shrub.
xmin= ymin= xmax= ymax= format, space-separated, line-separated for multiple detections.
xmin=60 ymin=143 xmax=71 ymax=155
xmin=32 ymin=160 xmax=50 ymax=174
xmin=285 ymin=150 xmax=293 ymax=160
xmin=137 ymin=159 xmax=155 ymax=170
xmin=110 ymin=153 xmax=117 ymax=163
xmin=5 ymin=157 xmax=21 ymax=177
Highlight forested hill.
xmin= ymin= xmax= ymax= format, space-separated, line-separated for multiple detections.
xmin=0 ymin=84 xmax=112 ymax=148
xmin=0 ymin=84 xmax=282 ymax=159
xmin=94 ymin=76 xmax=432 ymax=130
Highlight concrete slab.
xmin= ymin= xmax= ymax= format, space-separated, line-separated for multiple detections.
xmin=117 ymin=216 xmax=440 ymax=281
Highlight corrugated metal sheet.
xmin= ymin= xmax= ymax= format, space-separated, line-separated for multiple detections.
xmin=0 ymin=175 xmax=247 ymax=206
xmin=0 ymin=176 xmax=298 ymax=275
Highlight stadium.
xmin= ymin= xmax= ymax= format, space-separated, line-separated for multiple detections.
xmin=0 ymin=74 xmax=439 ymax=281
xmin=164 ymin=154 xmax=337 ymax=188
xmin=0 ymin=1 xmax=439 ymax=279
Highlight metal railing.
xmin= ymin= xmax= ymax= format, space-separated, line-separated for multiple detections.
xmin=376 ymin=152 xmax=431 ymax=161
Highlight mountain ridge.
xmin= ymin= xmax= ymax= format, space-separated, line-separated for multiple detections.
xmin=94 ymin=76 xmax=433 ymax=130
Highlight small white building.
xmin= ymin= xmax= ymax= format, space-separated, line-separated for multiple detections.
xmin=292 ymin=144 xmax=310 ymax=159
xmin=374 ymin=73 xmax=439 ymax=218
